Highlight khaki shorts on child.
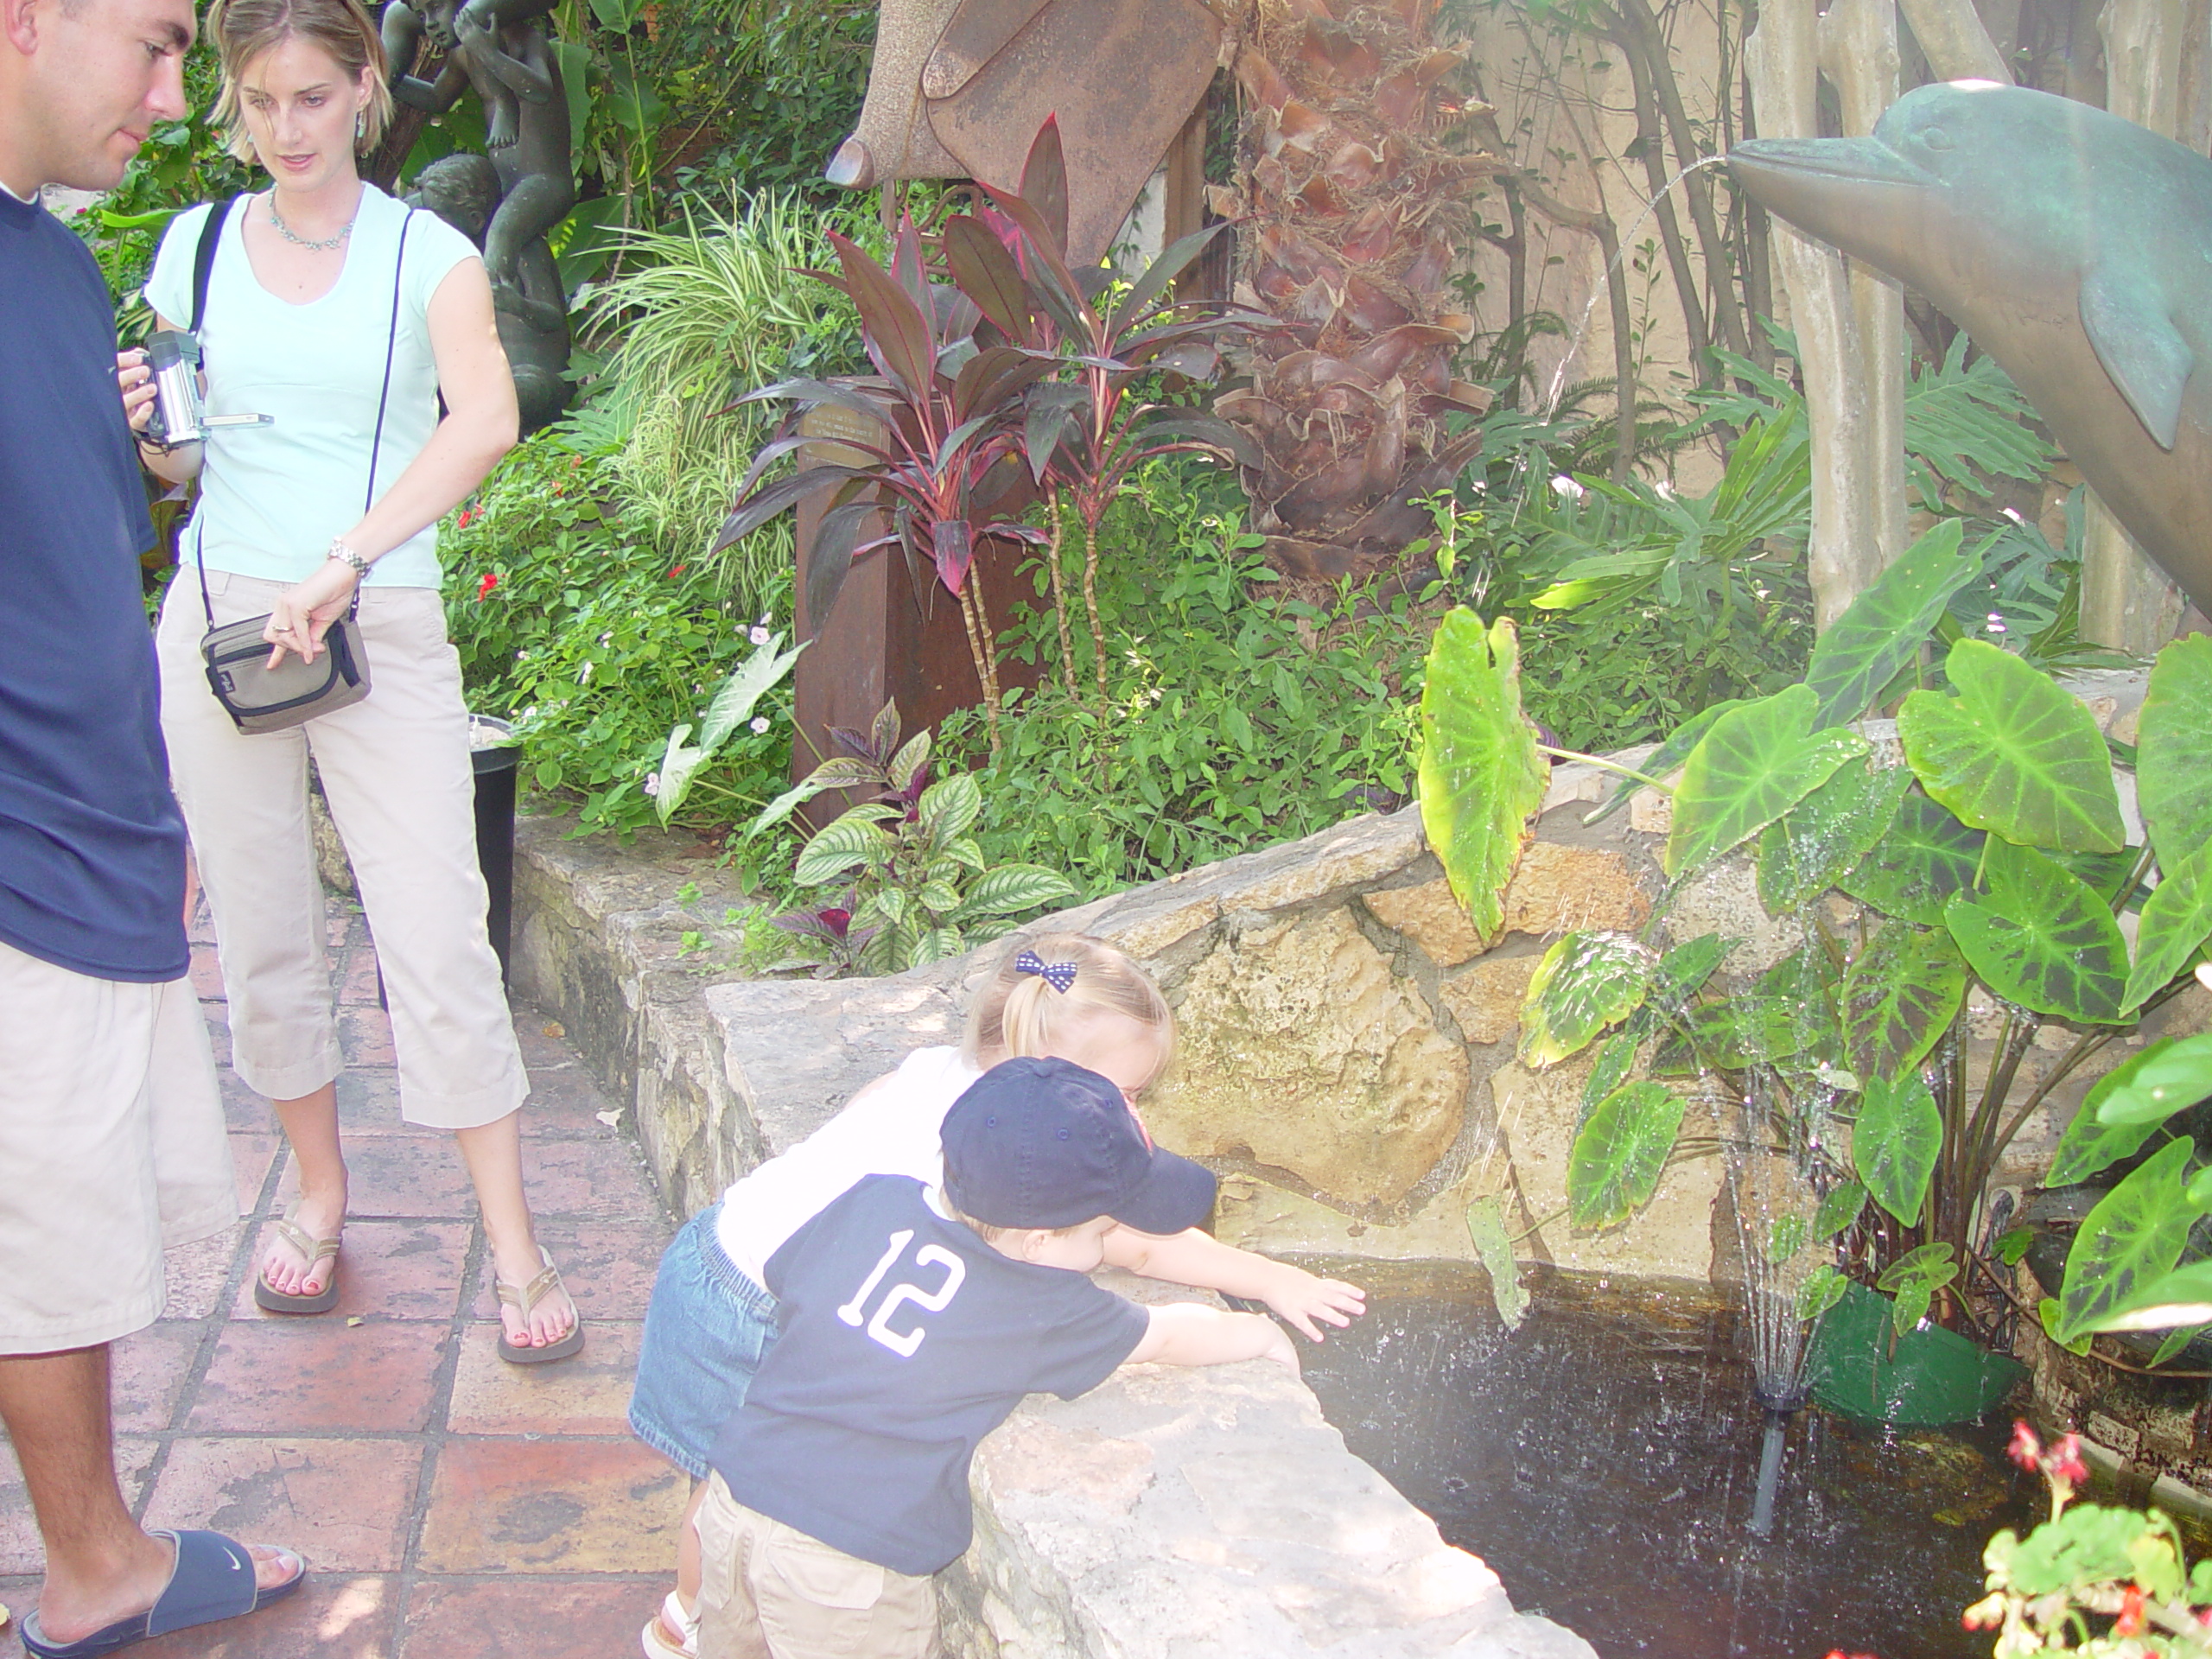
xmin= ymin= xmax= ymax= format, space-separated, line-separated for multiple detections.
xmin=0 ymin=939 xmax=234 ymax=1354
xmin=695 ymin=1471 xmax=935 ymax=1659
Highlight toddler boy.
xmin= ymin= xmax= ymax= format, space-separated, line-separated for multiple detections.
xmin=693 ymin=1055 xmax=1295 ymax=1659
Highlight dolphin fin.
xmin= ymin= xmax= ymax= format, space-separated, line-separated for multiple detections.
xmin=2080 ymin=267 xmax=2194 ymax=450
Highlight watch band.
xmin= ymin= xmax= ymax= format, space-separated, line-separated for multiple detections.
xmin=328 ymin=538 xmax=372 ymax=577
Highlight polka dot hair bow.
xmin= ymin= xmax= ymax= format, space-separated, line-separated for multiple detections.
xmin=1014 ymin=950 xmax=1077 ymax=994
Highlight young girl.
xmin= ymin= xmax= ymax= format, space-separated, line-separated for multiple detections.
xmin=629 ymin=933 xmax=1364 ymax=1659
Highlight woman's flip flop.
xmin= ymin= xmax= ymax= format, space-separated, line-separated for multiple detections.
xmin=495 ymin=1244 xmax=585 ymax=1363
xmin=252 ymin=1217 xmax=341 ymax=1314
xmin=19 ymin=1529 xmax=305 ymax=1657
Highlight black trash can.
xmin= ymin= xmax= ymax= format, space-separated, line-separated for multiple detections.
xmin=469 ymin=715 xmax=522 ymax=987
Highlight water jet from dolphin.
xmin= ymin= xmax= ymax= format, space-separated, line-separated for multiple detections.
xmin=1730 ymin=80 xmax=2212 ymax=620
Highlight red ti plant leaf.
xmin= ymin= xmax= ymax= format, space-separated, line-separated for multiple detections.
xmin=1019 ymin=115 xmax=1071 ymax=262
xmin=827 ymin=231 xmax=936 ymax=402
xmin=931 ymin=518 xmax=975 ymax=596
xmin=942 ymin=216 xmax=1033 ymax=344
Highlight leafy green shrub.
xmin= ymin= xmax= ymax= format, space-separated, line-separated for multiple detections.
xmin=937 ymin=462 xmax=1430 ymax=899
xmin=442 ymin=420 xmax=791 ymax=835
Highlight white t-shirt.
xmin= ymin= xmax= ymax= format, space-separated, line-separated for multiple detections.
xmin=144 ymin=186 xmax=479 ymax=589
xmin=714 ymin=1045 xmax=982 ymax=1287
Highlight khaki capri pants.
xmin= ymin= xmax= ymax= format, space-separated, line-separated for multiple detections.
xmin=695 ymin=1472 xmax=936 ymax=1659
xmin=156 ymin=569 xmax=526 ymax=1130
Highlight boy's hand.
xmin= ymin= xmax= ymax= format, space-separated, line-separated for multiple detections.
xmin=1254 ymin=1316 xmax=1300 ymax=1376
xmin=1259 ymin=1263 xmax=1365 ymax=1341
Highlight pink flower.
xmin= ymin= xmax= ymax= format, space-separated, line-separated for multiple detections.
xmin=2117 ymin=1586 xmax=2146 ymax=1637
xmin=2045 ymin=1433 xmax=2088 ymax=1487
xmin=2006 ymin=1421 xmax=2043 ymax=1473
xmin=477 ymin=572 xmax=499 ymax=601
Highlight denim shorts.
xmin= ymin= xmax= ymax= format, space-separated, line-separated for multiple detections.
xmin=629 ymin=1203 xmax=780 ymax=1478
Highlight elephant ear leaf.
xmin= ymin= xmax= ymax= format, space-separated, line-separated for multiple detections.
xmin=1803 ymin=518 xmax=1979 ymax=728
xmin=1419 ymin=611 xmax=1548 ymax=941
xmin=1567 ymin=1081 xmax=1688 ymax=1230
xmin=2138 ymin=634 xmax=2212 ymax=874
xmin=1853 ymin=1071 xmax=1943 ymax=1227
xmin=1840 ymin=922 xmax=1967 ymax=1085
xmin=2050 ymin=1136 xmax=2199 ymax=1345
xmin=1519 ymin=931 xmax=1656 ymax=1068
xmin=1898 ymin=639 xmax=2124 ymax=854
xmin=2046 ymin=1036 xmax=2212 ymax=1185
xmin=1758 ymin=759 xmax=1910 ymax=913
xmin=1944 ymin=837 xmax=2127 ymax=1021
xmin=2124 ymin=839 xmax=2212 ymax=1014
xmin=1666 ymin=684 xmax=1868 ymax=877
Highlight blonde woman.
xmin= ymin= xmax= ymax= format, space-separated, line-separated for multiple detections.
xmin=118 ymin=0 xmax=578 ymax=1358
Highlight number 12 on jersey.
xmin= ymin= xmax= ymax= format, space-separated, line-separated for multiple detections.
xmin=836 ymin=1230 xmax=968 ymax=1357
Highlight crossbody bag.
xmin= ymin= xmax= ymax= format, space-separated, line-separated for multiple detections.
xmin=194 ymin=199 xmax=413 ymax=734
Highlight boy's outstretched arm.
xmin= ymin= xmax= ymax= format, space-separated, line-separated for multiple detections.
xmin=1102 ymin=1227 xmax=1364 ymax=1341
xmin=1125 ymin=1304 xmax=1299 ymax=1376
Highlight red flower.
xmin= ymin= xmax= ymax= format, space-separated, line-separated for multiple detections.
xmin=456 ymin=506 xmax=477 ymax=529
xmin=668 ymin=564 xmax=687 ymax=579
xmin=2117 ymin=1586 xmax=2146 ymax=1637
xmin=2045 ymin=1433 xmax=2088 ymax=1486
xmin=476 ymin=572 xmax=499 ymax=601
xmin=2007 ymin=1420 xmax=2043 ymax=1473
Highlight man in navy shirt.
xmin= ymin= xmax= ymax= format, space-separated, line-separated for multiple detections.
xmin=0 ymin=0 xmax=304 ymax=1649
xmin=694 ymin=1058 xmax=1297 ymax=1659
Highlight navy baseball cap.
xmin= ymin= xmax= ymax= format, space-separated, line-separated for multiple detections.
xmin=940 ymin=1057 xmax=1217 ymax=1235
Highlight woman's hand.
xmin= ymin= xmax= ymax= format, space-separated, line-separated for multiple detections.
xmin=117 ymin=347 xmax=157 ymax=433
xmin=263 ymin=559 xmax=360 ymax=668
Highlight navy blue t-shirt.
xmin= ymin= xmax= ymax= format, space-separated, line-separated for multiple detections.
xmin=709 ymin=1174 xmax=1150 ymax=1576
xmin=0 ymin=188 xmax=186 ymax=982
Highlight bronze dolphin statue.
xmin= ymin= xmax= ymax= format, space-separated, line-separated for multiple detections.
xmin=1730 ymin=81 xmax=2212 ymax=617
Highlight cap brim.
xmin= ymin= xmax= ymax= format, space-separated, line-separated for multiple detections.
xmin=1106 ymin=1147 xmax=1217 ymax=1235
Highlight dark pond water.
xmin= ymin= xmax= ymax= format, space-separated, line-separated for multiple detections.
xmin=1294 ymin=1261 xmax=2041 ymax=1659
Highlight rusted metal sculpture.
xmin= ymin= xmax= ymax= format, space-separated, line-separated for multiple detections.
xmin=824 ymin=0 xmax=1224 ymax=266
xmin=1731 ymin=80 xmax=2212 ymax=621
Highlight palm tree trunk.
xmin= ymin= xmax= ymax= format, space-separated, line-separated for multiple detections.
xmin=1045 ymin=485 xmax=1078 ymax=699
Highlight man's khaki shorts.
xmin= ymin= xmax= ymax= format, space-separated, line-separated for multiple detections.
xmin=695 ymin=1471 xmax=936 ymax=1659
xmin=0 ymin=938 xmax=234 ymax=1355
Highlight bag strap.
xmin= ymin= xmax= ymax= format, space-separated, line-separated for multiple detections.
xmin=188 ymin=194 xmax=245 ymax=334
xmin=348 ymin=208 xmax=413 ymax=622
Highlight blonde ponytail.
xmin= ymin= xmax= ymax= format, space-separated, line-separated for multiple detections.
xmin=964 ymin=933 xmax=1174 ymax=1071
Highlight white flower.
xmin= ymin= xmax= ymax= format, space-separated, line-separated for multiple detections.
xmin=1550 ymin=474 xmax=1584 ymax=500
xmin=644 ymin=772 xmax=660 ymax=797
xmin=749 ymin=715 xmax=771 ymax=734
xmin=748 ymin=626 xmax=772 ymax=647
xmin=578 ymin=660 xmax=594 ymax=683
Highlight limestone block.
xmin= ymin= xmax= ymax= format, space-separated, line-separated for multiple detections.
xmin=1361 ymin=878 xmax=1486 ymax=968
xmin=1439 ymin=956 xmax=1540 ymax=1047
xmin=1629 ymin=789 xmax=1673 ymax=835
xmin=1491 ymin=1059 xmax=1720 ymax=1283
xmin=1213 ymin=1164 xmax=1502 ymax=1264
xmin=1499 ymin=843 xmax=1649 ymax=939
xmin=1218 ymin=810 xmax=1427 ymax=915
xmin=952 ymin=1303 xmax=1599 ymax=1659
xmin=1663 ymin=855 xmax=1802 ymax=978
xmin=1146 ymin=908 xmax=1470 ymax=1206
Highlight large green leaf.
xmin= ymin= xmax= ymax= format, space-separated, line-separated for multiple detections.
xmin=1582 ymin=699 xmax=1745 ymax=828
xmin=1418 ymin=611 xmax=1548 ymax=940
xmin=1519 ymin=931 xmax=1655 ymax=1068
xmin=2097 ymin=1259 xmax=2212 ymax=1333
xmin=2137 ymin=634 xmax=2212 ymax=875
xmin=1839 ymin=793 xmax=1984 ymax=925
xmin=1665 ymin=684 xmax=1869 ymax=876
xmin=2051 ymin=1137 xmax=2201 ymax=1344
xmin=1755 ymin=941 xmax=1844 ymax=1069
xmin=2125 ymin=840 xmax=2212 ymax=1014
xmin=1853 ymin=1071 xmax=1943 ymax=1226
xmin=1898 ymin=639 xmax=2123 ymax=854
xmin=1803 ymin=518 xmax=1980 ymax=728
xmin=1758 ymin=760 xmax=1912 ymax=914
xmin=1465 ymin=1196 xmax=1529 ymax=1332
xmin=2090 ymin=1032 xmax=2212 ymax=1127
xmin=792 ymin=811 xmax=893 ymax=887
xmin=1578 ymin=1033 xmax=1640 ymax=1127
xmin=1814 ymin=1179 xmax=1869 ymax=1241
xmin=1876 ymin=1241 xmax=1960 ymax=1336
xmin=1840 ymin=923 xmax=1967 ymax=1085
xmin=1945 ymin=837 xmax=2127 ymax=1021
xmin=2047 ymin=1038 xmax=2205 ymax=1185
xmin=1688 ymin=996 xmax=1808 ymax=1068
xmin=658 ymin=634 xmax=806 ymax=825
xmin=1567 ymin=1081 xmax=1688 ymax=1230
xmin=919 ymin=771 xmax=982 ymax=846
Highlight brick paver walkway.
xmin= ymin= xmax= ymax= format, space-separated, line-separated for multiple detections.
xmin=1 ymin=899 xmax=683 ymax=1657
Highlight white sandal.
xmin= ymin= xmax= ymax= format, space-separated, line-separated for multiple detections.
xmin=639 ymin=1589 xmax=698 ymax=1659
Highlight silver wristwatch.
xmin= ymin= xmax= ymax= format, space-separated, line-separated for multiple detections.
xmin=328 ymin=538 xmax=372 ymax=577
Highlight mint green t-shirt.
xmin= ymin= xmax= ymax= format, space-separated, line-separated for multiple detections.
xmin=146 ymin=185 xmax=479 ymax=590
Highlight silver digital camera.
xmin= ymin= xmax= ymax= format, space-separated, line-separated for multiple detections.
xmin=143 ymin=332 xmax=270 ymax=448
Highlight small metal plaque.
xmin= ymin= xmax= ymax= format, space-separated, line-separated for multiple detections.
xmin=798 ymin=404 xmax=884 ymax=468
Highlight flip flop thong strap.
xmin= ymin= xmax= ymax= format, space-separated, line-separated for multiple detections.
xmin=145 ymin=1529 xmax=261 ymax=1636
xmin=496 ymin=1248 xmax=564 ymax=1319
xmin=267 ymin=1217 xmax=340 ymax=1264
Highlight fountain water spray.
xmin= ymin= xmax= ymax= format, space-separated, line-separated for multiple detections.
xmin=1718 ymin=1082 xmax=1827 ymax=1540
